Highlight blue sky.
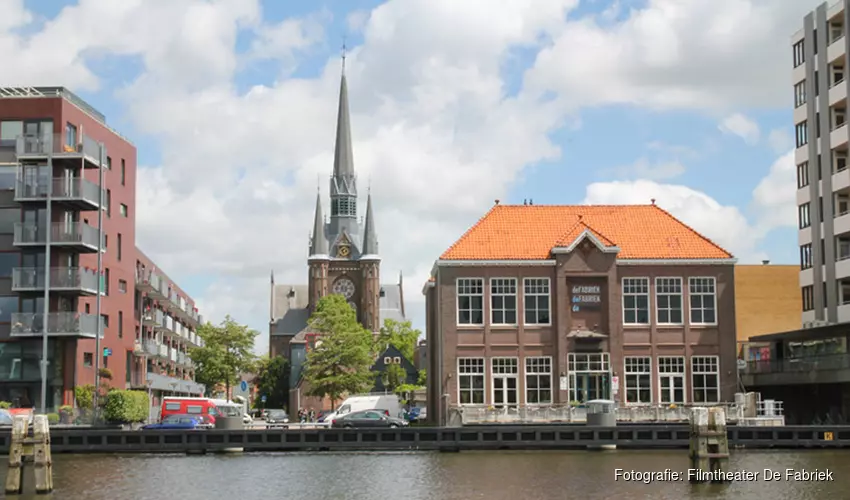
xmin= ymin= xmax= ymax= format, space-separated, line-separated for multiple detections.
xmin=2 ymin=0 xmax=810 ymax=345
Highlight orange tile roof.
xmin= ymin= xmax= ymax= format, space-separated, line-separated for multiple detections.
xmin=439 ymin=204 xmax=733 ymax=261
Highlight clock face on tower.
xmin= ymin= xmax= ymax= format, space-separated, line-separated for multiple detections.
xmin=332 ymin=277 xmax=356 ymax=299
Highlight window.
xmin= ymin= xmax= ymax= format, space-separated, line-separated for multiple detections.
xmin=120 ymin=203 xmax=128 ymax=217
xmin=101 ymin=314 xmax=109 ymax=328
xmin=624 ymin=356 xmax=652 ymax=404
xmin=0 ymin=252 xmax=18 ymax=278
xmin=106 ymin=157 xmax=112 ymax=170
xmin=121 ymin=159 xmax=126 ymax=186
xmin=0 ymin=296 xmax=18 ymax=322
xmin=118 ymin=279 xmax=127 ymax=293
xmin=568 ymin=353 xmax=610 ymax=403
xmin=834 ymin=66 xmax=845 ymax=86
xmin=104 ymin=268 xmax=110 ymax=295
xmin=117 ymin=233 xmax=122 ymax=261
xmin=457 ymin=357 xmax=485 ymax=405
xmin=800 ymin=244 xmax=813 ymax=269
xmin=799 ymin=203 xmax=811 ymax=229
xmin=688 ymin=277 xmax=717 ymax=325
xmin=658 ymin=357 xmax=685 ymax=404
xmin=523 ymin=278 xmax=550 ymax=325
xmin=490 ymin=278 xmax=517 ymax=325
xmin=83 ymin=352 xmax=93 ymax=367
xmin=118 ymin=311 xmax=123 ymax=338
xmin=838 ymin=237 xmax=850 ymax=260
xmin=622 ymin=277 xmax=649 ymax=325
xmin=797 ymin=162 xmax=809 ymax=188
xmin=0 ymin=166 xmax=14 ymax=190
xmin=834 ymin=108 xmax=846 ymax=129
xmin=524 ymin=357 xmax=552 ymax=404
xmin=456 ymin=278 xmax=484 ymax=325
xmin=491 ymin=357 xmax=518 ymax=408
xmin=655 ymin=277 xmax=682 ymax=324
xmin=0 ymin=208 xmax=20 ymax=234
xmin=65 ymin=123 xmax=77 ymax=147
xmin=802 ymin=285 xmax=814 ymax=311
xmin=0 ymin=120 xmax=23 ymax=148
xmin=106 ymin=190 xmax=111 ymax=217
xmin=691 ymin=356 xmax=720 ymax=403
xmin=794 ymin=80 xmax=806 ymax=107
xmin=795 ymin=121 xmax=808 ymax=147
xmin=836 ymin=152 xmax=848 ymax=173
xmin=793 ymin=40 xmax=805 ymax=67
xmin=186 ymin=405 xmax=202 ymax=414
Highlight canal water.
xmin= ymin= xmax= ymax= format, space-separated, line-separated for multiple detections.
xmin=1 ymin=450 xmax=847 ymax=499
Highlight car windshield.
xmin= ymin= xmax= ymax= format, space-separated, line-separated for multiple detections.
xmin=216 ymin=405 xmax=242 ymax=417
xmin=0 ymin=410 xmax=12 ymax=425
xmin=268 ymin=411 xmax=286 ymax=418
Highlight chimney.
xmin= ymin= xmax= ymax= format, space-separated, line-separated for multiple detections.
xmin=762 ymin=260 xmax=770 ymax=265
xmin=529 ymin=199 xmax=534 ymax=205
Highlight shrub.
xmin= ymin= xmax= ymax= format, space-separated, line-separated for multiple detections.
xmin=75 ymin=385 xmax=96 ymax=410
xmin=98 ymin=368 xmax=113 ymax=380
xmin=103 ymin=390 xmax=149 ymax=424
xmin=46 ymin=413 xmax=59 ymax=425
xmin=0 ymin=401 xmax=11 ymax=409
xmin=59 ymin=405 xmax=74 ymax=414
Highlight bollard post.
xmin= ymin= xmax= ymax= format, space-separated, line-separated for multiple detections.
xmin=688 ymin=406 xmax=730 ymax=483
xmin=4 ymin=414 xmax=54 ymax=495
xmin=32 ymin=414 xmax=54 ymax=493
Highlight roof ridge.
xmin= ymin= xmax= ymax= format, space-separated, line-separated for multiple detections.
xmin=555 ymin=217 xmax=615 ymax=247
xmin=649 ymin=204 xmax=733 ymax=258
xmin=438 ymin=203 xmax=504 ymax=259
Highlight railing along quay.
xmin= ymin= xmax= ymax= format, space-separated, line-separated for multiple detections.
xmin=0 ymin=425 xmax=848 ymax=454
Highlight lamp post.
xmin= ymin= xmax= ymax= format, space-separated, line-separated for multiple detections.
xmin=145 ymin=378 xmax=153 ymax=423
xmin=39 ymin=150 xmax=53 ymax=415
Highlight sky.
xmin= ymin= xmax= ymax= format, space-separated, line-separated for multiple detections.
xmin=0 ymin=0 xmax=820 ymax=352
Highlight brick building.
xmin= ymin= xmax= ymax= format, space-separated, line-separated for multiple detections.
xmin=423 ymin=201 xmax=739 ymax=425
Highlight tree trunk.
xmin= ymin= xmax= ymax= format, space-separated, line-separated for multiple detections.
xmin=225 ymin=377 xmax=230 ymax=402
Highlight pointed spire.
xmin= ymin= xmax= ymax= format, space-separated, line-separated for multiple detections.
xmin=309 ymin=193 xmax=328 ymax=258
xmin=333 ymin=73 xmax=355 ymax=180
xmin=270 ymin=269 xmax=275 ymax=284
xmin=361 ymin=192 xmax=379 ymax=259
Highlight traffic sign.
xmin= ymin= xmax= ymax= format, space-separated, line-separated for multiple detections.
xmin=103 ymin=348 xmax=112 ymax=356
xmin=261 ymin=395 xmax=267 ymax=403
xmin=240 ymin=380 xmax=248 ymax=392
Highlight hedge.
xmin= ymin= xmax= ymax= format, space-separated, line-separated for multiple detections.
xmin=103 ymin=390 xmax=149 ymax=423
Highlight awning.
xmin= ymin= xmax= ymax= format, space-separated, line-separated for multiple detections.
xmin=567 ymin=329 xmax=608 ymax=339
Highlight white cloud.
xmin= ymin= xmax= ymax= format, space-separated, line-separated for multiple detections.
xmin=0 ymin=0 xmax=805 ymax=352
xmin=718 ymin=113 xmax=760 ymax=145
xmin=605 ymin=158 xmax=685 ymax=180
xmin=768 ymin=127 xmax=793 ymax=154
xmin=751 ymin=150 xmax=796 ymax=233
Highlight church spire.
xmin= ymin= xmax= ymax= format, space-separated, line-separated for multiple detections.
xmin=329 ymin=70 xmax=357 ymax=219
xmin=309 ymin=192 xmax=328 ymax=258
xmin=361 ymin=191 xmax=379 ymax=259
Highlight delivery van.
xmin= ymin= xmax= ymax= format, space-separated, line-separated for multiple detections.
xmin=160 ymin=397 xmax=220 ymax=424
xmin=320 ymin=393 xmax=402 ymax=424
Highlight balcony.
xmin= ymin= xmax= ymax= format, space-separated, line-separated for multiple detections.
xmin=169 ymin=349 xmax=178 ymax=363
xmin=15 ymin=132 xmax=106 ymax=169
xmin=136 ymin=269 xmax=163 ymax=297
xmin=143 ymin=340 xmax=159 ymax=356
xmin=740 ymin=353 xmax=850 ymax=386
xmin=12 ymin=267 xmax=100 ymax=295
xmin=14 ymin=177 xmax=104 ymax=211
xmin=13 ymin=222 xmax=102 ymax=253
xmin=145 ymin=372 xmax=205 ymax=396
xmin=10 ymin=312 xmax=102 ymax=338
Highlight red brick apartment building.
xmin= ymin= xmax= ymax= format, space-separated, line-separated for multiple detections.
xmin=0 ymin=87 xmax=204 ymax=410
xmin=423 ymin=201 xmax=739 ymax=426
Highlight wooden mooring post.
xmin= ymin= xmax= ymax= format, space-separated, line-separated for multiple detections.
xmin=4 ymin=414 xmax=54 ymax=495
xmin=688 ymin=407 xmax=730 ymax=483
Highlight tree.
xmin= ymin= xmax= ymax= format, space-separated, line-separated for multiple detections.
xmin=189 ymin=315 xmax=258 ymax=398
xmin=302 ymin=294 xmax=375 ymax=408
xmin=381 ymin=363 xmax=406 ymax=392
xmin=254 ymin=355 xmax=290 ymax=410
xmin=375 ymin=319 xmax=420 ymax=362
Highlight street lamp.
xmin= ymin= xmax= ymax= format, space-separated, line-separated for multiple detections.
xmin=145 ymin=378 xmax=153 ymax=423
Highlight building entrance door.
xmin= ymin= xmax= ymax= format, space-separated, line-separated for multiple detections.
xmin=491 ymin=357 xmax=518 ymax=408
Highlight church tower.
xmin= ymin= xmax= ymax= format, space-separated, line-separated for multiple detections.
xmin=307 ymin=67 xmax=382 ymax=331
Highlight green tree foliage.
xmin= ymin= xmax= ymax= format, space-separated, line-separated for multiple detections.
xmin=381 ymin=363 xmax=406 ymax=392
xmin=189 ymin=316 xmax=258 ymax=397
xmin=375 ymin=319 xmax=421 ymax=362
xmin=74 ymin=384 xmax=96 ymax=410
xmin=254 ymin=355 xmax=290 ymax=410
xmin=303 ymin=294 xmax=375 ymax=407
xmin=418 ymin=369 xmax=427 ymax=386
xmin=103 ymin=390 xmax=149 ymax=423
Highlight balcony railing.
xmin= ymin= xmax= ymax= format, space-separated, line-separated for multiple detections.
xmin=741 ymin=353 xmax=850 ymax=375
xmin=13 ymin=222 xmax=102 ymax=249
xmin=10 ymin=312 xmax=101 ymax=338
xmin=146 ymin=372 xmax=205 ymax=395
xmin=12 ymin=267 xmax=100 ymax=293
xmin=169 ymin=349 xmax=178 ymax=362
xmin=15 ymin=132 xmax=106 ymax=166
xmin=144 ymin=340 xmax=159 ymax=356
xmin=14 ymin=177 xmax=104 ymax=208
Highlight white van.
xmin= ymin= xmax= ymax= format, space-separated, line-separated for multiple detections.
xmin=321 ymin=394 xmax=402 ymax=424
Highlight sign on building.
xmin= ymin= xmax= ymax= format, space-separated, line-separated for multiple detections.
xmin=571 ymin=285 xmax=602 ymax=311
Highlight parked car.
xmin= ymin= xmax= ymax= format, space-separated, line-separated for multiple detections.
xmin=322 ymin=394 xmax=402 ymax=424
xmin=142 ymin=414 xmax=204 ymax=430
xmin=265 ymin=410 xmax=289 ymax=426
xmin=0 ymin=409 xmax=13 ymax=427
xmin=331 ymin=410 xmax=409 ymax=428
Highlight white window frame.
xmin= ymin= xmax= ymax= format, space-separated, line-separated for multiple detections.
xmin=657 ymin=356 xmax=685 ymax=404
xmin=567 ymin=352 xmax=611 ymax=403
xmin=524 ymin=356 xmax=553 ymax=405
xmin=655 ymin=277 xmax=683 ymax=325
xmin=490 ymin=278 xmax=517 ymax=326
xmin=794 ymin=80 xmax=806 ymax=107
xmin=688 ymin=277 xmax=717 ymax=326
xmin=622 ymin=277 xmax=650 ymax=325
xmin=795 ymin=121 xmax=808 ymax=147
xmin=457 ymin=357 xmax=485 ymax=405
xmin=624 ymin=356 xmax=652 ymax=405
xmin=691 ymin=355 xmax=720 ymax=404
xmin=456 ymin=278 xmax=484 ymax=326
xmin=522 ymin=277 xmax=551 ymax=326
xmin=490 ymin=357 xmax=519 ymax=408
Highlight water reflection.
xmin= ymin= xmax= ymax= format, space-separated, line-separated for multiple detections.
xmin=1 ymin=450 xmax=846 ymax=499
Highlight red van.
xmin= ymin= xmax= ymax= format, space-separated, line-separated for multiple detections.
xmin=160 ymin=397 xmax=218 ymax=426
